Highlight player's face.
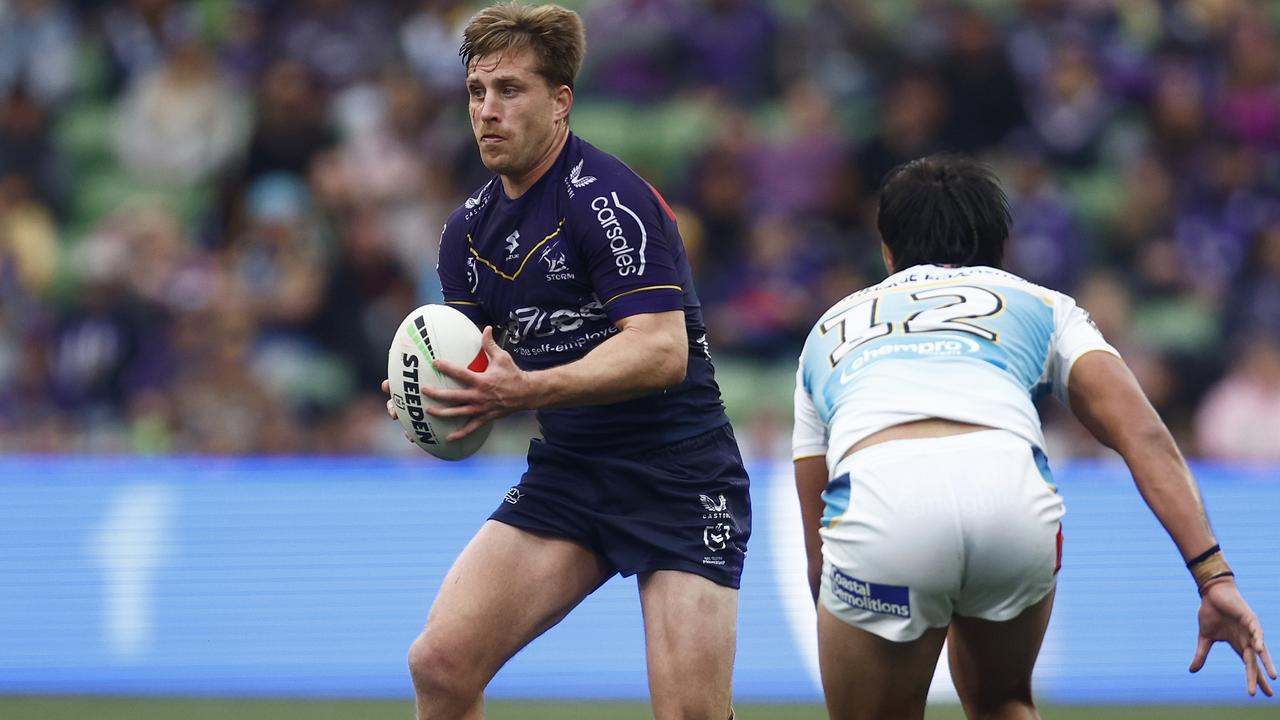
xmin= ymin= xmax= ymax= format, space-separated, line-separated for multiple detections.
xmin=466 ymin=47 xmax=570 ymax=181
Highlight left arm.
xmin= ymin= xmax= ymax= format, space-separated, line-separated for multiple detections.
xmin=424 ymin=309 xmax=687 ymax=440
xmin=794 ymin=456 xmax=827 ymax=602
xmin=792 ymin=355 xmax=829 ymax=602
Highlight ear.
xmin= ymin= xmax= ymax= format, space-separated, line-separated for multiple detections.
xmin=553 ymin=84 xmax=573 ymax=123
xmin=881 ymin=243 xmax=895 ymax=274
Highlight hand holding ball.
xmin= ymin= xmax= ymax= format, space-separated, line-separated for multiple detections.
xmin=386 ymin=304 xmax=494 ymax=460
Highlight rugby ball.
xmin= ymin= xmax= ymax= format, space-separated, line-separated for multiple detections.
xmin=387 ymin=304 xmax=493 ymax=460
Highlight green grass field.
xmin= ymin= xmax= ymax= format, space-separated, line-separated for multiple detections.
xmin=0 ymin=697 xmax=1274 ymax=719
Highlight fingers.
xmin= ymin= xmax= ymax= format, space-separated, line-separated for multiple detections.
xmin=1246 ymin=646 xmax=1258 ymax=696
xmin=434 ymin=327 xmax=505 ymax=383
xmin=426 ymin=402 xmax=484 ymax=418
xmin=1190 ymin=635 xmax=1212 ymax=673
xmin=382 ymin=379 xmax=399 ymax=420
xmin=432 ymin=357 xmax=471 ymax=383
xmin=421 ymin=384 xmax=473 ymax=407
xmin=1256 ymin=633 xmax=1277 ymax=682
xmin=446 ymin=414 xmax=493 ymax=443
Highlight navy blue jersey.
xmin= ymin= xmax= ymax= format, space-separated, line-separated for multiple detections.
xmin=437 ymin=134 xmax=728 ymax=453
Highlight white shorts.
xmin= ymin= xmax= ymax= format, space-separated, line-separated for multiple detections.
xmin=819 ymin=430 xmax=1065 ymax=642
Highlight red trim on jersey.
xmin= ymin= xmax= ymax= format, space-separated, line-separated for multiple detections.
xmin=467 ymin=350 xmax=489 ymax=373
xmin=1054 ymin=522 xmax=1063 ymax=574
xmin=645 ymin=181 xmax=678 ymax=221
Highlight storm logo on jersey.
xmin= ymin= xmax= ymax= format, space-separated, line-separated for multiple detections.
xmin=539 ymin=242 xmax=573 ymax=280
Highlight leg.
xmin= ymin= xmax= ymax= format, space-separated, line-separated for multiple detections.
xmin=817 ymin=604 xmax=948 ymax=720
xmin=947 ymin=587 xmax=1056 ymax=720
xmin=408 ymin=520 xmax=610 ymax=720
xmin=638 ymin=570 xmax=738 ymax=720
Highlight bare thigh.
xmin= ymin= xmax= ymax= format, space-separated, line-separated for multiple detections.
xmin=638 ymin=570 xmax=738 ymax=720
xmin=947 ymin=586 xmax=1056 ymax=720
xmin=816 ymin=603 xmax=948 ymax=720
xmin=416 ymin=520 xmax=611 ymax=689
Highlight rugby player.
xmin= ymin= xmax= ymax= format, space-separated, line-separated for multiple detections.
xmin=792 ymin=154 xmax=1275 ymax=719
xmin=383 ymin=4 xmax=749 ymax=718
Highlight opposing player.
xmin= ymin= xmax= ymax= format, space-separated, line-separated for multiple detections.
xmin=792 ymin=154 xmax=1275 ymax=719
xmin=383 ymin=4 xmax=749 ymax=719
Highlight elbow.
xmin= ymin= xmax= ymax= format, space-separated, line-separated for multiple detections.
xmin=1113 ymin=414 xmax=1181 ymax=463
xmin=657 ymin=343 xmax=687 ymax=389
xmin=649 ymin=334 xmax=687 ymax=390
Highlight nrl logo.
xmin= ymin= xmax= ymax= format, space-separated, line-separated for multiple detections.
xmin=704 ymin=523 xmax=731 ymax=552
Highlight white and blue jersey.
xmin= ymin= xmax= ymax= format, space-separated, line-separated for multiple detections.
xmin=793 ymin=265 xmax=1118 ymax=477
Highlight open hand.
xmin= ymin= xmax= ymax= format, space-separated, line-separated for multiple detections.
xmin=1190 ymin=578 xmax=1277 ymax=697
xmin=421 ymin=326 xmax=529 ymax=441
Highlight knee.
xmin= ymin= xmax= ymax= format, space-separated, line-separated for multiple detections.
xmin=959 ymin=683 xmax=1036 ymax=720
xmin=407 ymin=631 xmax=475 ymax=699
xmin=651 ymin=689 xmax=734 ymax=720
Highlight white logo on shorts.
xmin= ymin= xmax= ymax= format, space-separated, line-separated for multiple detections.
xmin=700 ymin=494 xmax=731 ymax=520
xmin=504 ymin=487 xmax=523 ymax=504
xmin=703 ymin=523 xmax=731 ymax=552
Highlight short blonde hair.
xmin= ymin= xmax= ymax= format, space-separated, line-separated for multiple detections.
xmin=459 ymin=2 xmax=586 ymax=90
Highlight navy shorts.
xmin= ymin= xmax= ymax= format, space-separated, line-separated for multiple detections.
xmin=489 ymin=423 xmax=751 ymax=589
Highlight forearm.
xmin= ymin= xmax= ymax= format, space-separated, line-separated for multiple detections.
xmin=794 ymin=457 xmax=828 ymax=602
xmin=1114 ymin=422 xmax=1217 ymax=562
xmin=523 ymin=311 xmax=687 ymax=409
xmin=1069 ymin=352 xmax=1217 ymax=561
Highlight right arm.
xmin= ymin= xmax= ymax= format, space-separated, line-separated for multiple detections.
xmin=1067 ymin=350 xmax=1275 ymax=696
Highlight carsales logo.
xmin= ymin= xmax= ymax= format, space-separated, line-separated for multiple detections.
xmin=591 ymin=193 xmax=646 ymax=277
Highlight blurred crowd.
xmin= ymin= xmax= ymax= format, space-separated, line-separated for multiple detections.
xmin=0 ymin=0 xmax=1278 ymax=460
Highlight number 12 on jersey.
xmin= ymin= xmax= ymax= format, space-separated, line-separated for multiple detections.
xmin=821 ymin=285 xmax=1003 ymax=366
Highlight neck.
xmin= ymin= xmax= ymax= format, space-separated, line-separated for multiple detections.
xmin=501 ymin=123 xmax=570 ymax=199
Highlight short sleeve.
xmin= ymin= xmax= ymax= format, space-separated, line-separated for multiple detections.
xmin=571 ymin=176 xmax=684 ymax=323
xmin=436 ymin=219 xmax=492 ymax=329
xmin=1049 ymin=293 xmax=1120 ymax=405
xmin=792 ymin=352 xmax=828 ymax=461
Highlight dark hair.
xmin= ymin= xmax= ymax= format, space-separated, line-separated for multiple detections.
xmin=459 ymin=2 xmax=586 ymax=90
xmin=876 ymin=154 xmax=1011 ymax=270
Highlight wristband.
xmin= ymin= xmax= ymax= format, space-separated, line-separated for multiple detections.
xmin=1187 ymin=545 xmax=1234 ymax=595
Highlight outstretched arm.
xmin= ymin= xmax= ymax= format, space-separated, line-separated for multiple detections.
xmin=1067 ymin=350 xmax=1276 ymax=696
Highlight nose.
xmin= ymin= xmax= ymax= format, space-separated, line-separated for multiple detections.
xmin=479 ymin=93 xmax=501 ymax=123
